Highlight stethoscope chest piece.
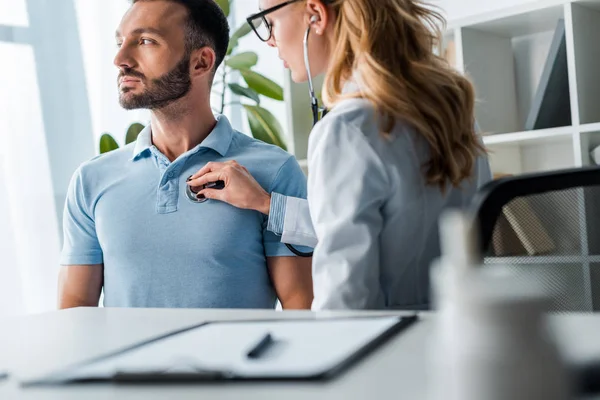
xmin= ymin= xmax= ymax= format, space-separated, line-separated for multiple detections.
xmin=185 ymin=178 xmax=225 ymax=204
xmin=186 ymin=184 xmax=208 ymax=203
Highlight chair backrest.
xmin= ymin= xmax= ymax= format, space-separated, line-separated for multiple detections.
xmin=469 ymin=166 xmax=600 ymax=312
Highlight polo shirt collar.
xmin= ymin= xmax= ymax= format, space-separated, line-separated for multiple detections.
xmin=131 ymin=115 xmax=234 ymax=161
xmin=198 ymin=114 xmax=233 ymax=156
xmin=131 ymin=125 xmax=153 ymax=161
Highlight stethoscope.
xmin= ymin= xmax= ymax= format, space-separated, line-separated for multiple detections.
xmin=185 ymin=21 xmax=323 ymax=258
xmin=283 ymin=19 xmax=325 ymax=258
xmin=305 ymin=16 xmax=328 ymax=129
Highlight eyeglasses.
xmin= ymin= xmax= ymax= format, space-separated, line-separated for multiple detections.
xmin=246 ymin=0 xmax=302 ymax=42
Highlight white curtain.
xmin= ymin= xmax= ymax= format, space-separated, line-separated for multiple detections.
xmin=0 ymin=0 xmax=148 ymax=317
xmin=0 ymin=36 xmax=61 ymax=317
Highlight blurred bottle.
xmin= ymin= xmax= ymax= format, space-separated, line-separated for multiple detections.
xmin=429 ymin=211 xmax=572 ymax=400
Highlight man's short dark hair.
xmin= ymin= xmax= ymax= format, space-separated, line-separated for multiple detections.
xmin=132 ymin=0 xmax=230 ymax=72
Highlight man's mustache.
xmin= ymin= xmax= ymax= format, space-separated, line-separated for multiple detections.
xmin=118 ymin=69 xmax=145 ymax=81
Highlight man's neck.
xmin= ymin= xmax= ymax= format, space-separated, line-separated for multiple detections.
xmin=150 ymin=97 xmax=217 ymax=162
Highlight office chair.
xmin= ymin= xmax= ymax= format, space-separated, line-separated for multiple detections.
xmin=469 ymin=166 xmax=600 ymax=312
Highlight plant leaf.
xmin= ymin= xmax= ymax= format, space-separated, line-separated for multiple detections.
xmin=231 ymin=21 xmax=253 ymax=42
xmin=240 ymin=70 xmax=284 ymax=101
xmin=99 ymin=133 xmax=119 ymax=154
xmin=227 ymin=22 xmax=253 ymax=54
xmin=227 ymin=39 xmax=237 ymax=56
xmin=214 ymin=0 xmax=229 ymax=17
xmin=229 ymin=83 xmax=260 ymax=104
xmin=225 ymin=52 xmax=258 ymax=70
xmin=125 ymin=122 xmax=145 ymax=145
xmin=243 ymin=105 xmax=287 ymax=150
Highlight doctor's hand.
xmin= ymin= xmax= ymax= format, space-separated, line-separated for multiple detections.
xmin=187 ymin=161 xmax=271 ymax=215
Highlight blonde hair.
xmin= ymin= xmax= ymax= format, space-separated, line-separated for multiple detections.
xmin=322 ymin=0 xmax=484 ymax=191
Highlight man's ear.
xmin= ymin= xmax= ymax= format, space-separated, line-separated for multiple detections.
xmin=190 ymin=47 xmax=216 ymax=79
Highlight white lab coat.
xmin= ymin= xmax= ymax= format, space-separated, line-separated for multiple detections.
xmin=270 ymin=88 xmax=492 ymax=310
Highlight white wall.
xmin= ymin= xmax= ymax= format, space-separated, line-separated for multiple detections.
xmin=434 ymin=0 xmax=540 ymax=20
xmin=0 ymin=0 xmax=27 ymax=26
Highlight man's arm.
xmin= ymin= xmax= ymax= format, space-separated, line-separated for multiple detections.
xmin=267 ymin=257 xmax=313 ymax=309
xmin=58 ymin=265 xmax=103 ymax=309
xmin=60 ymin=166 xmax=104 ymax=308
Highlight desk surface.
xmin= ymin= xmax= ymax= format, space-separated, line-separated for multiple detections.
xmin=2 ymin=308 xmax=600 ymax=399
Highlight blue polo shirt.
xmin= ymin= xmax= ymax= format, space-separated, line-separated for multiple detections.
xmin=60 ymin=115 xmax=310 ymax=309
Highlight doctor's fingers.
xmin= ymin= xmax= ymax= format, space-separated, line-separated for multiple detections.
xmin=189 ymin=162 xmax=226 ymax=181
xmin=187 ymin=171 xmax=223 ymax=188
xmin=197 ymin=188 xmax=225 ymax=202
xmin=190 ymin=160 xmax=244 ymax=180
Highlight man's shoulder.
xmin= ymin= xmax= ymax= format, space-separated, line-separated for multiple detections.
xmin=228 ymin=130 xmax=305 ymax=190
xmin=230 ymin=130 xmax=296 ymax=167
xmin=231 ymin=130 xmax=289 ymax=155
xmin=76 ymin=142 xmax=136 ymax=182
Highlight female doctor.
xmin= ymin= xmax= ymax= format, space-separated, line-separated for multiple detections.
xmin=188 ymin=0 xmax=491 ymax=310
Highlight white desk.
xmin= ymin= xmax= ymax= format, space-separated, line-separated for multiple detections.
xmin=1 ymin=308 xmax=600 ymax=399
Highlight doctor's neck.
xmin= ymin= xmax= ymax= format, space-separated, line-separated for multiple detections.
xmin=149 ymin=90 xmax=217 ymax=162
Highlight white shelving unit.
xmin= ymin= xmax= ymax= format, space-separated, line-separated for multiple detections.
xmin=444 ymin=0 xmax=600 ymax=177
xmin=440 ymin=0 xmax=600 ymax=311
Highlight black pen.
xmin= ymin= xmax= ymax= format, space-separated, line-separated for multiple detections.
xmin=246 ymin=333 xmax=274 ymax=359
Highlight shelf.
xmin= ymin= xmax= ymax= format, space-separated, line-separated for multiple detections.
xmin=484 ymin=255 xmax=600 ymax=265
xmin=448 ymin=2 xmax=566 ymax=37
xmin=482 ymin=126 xmax=573 ymax=145
xmin=579 ymin=128 xmax=600 ymax=165
xmin=579 ymin=122 xmax=600 ymax=133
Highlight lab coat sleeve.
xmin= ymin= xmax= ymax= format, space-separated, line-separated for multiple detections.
xmin=267 ymin=193 xmax=318 ymax=248
xmin=308 ymin=117 xmax=388 ymax=310
xmin=263 ymin=156 xmax=313 ymax=256
xmin=266 ymin=192 xmax=287 ymax=235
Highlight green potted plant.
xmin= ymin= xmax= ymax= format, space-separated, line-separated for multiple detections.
xmin=99 ymin=122 xmax=145 ymax=154
xmin=214 ymin=0 xmax=286 ymax=150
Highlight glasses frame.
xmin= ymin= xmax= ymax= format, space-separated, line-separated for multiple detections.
xmin=246 ymin=0 xmax=302 ymax=42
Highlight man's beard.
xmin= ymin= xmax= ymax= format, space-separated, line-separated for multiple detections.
xmin=118 ymin=53 xmax=192 ymax=110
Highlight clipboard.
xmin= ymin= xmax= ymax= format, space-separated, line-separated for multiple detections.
xmin=22 ymin=315 xmax=417 ymax=386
